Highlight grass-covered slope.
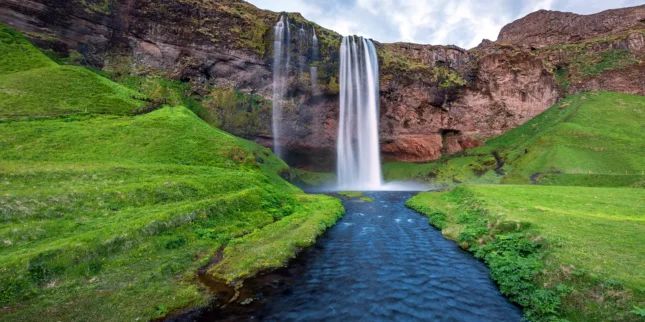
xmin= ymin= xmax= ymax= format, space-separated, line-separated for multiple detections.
xmin=407 ymin=186 xmax=645 ymax=321
xmin=0 ymin=24 xmax=145 ymax=119
xmin=385 ymin=91 xmax=645 ymax=187
xmin=0 ymin=65 xmax=146 ymax=118
xmin=0 ymin=25 xmax=57 ymax=75
xmin=0 ymin=25 xmax=344 ymax=321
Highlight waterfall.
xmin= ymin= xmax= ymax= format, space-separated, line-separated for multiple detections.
xmin=298 ymin=24 xmax=306 ymax=75
xmin=310 ymin=27 xmax=319 ymax=96
xmin=337 ymin=36 xmax=383 ymax=190
xmin=272 ymin=15 xmax=291 ymax=159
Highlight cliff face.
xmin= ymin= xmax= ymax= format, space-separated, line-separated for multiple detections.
xmin=498 ymin=5 xmax=645 ymax=48
xmin=1 ymin=0 xmax=644 ymax=169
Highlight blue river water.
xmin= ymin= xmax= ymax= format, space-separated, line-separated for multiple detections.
xmin=184 ymin=191 xmax=522 ymax=321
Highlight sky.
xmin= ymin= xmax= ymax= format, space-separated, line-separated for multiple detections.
xmin=246 ymin=0 xmax=644 ymax=49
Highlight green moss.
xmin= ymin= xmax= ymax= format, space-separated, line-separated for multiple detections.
xmin=325 ymin=76 xmax=340 ymax=95
xmin=114 ymin=75 xmax=214 ymax=124
xmin=572 ymin=49 xmax=639 ymax=79
xmin=74 ymin=0 xmax=111 ymax=14
xmin=204 ymin=87 xmax=271 ymax=137
xmin=360 ymin=196 xmax=374 ymax=202
xmin=234 ymin=20 xmax=271 ymax=56
xmin=538 ymin=31 xmax=645 ymax=89
xmin=290 ymin=168 xmax=336 ymax=187
xmin=554 ymin=68 xmax=570 ymax=94
xmin=433 ymin=65 xmax=467 ymax=88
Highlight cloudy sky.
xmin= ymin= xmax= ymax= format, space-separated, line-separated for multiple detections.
xmin=246 ymin=0 xmax=643 ymax=48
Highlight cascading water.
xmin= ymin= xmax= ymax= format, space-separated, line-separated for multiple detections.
xmin=298 ymin=24 xmax=307 ymax=76
xmin=310 ymin=28 xmax=319 ymax=96
xmin=337 ymin=36 xmax=383 ymax=190
xmin=272 ymin=15 xmax=291 ymax=159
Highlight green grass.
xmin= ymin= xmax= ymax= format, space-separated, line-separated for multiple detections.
xmin=0 ymin=23 xmax=147 ymax=119
xmin=0 ymin=106 xmax=344 ymax=321
xmin=385 ymin=92 xmax=645 ymax=187
xmin=113 ymin=74 xmax=214 ymax=123
xmin=336 ymin=191 xmax=363 ymax=198
xmin=0 ymin=66 xmax=146 ymax=118
xmin=208 ymin=194 xmax=344 ymax=282
xmin=537 ymin=174 xmax=645 ymax=188
xmin=408 ymin=186 xmax=645 ymax=321
xmin=0 ymin=24 xmax=57 ymax=75
xmin=0 ymin=24 xmax=344 ymax=321
xmin=290 ymin=168 xmax=336 ymax=187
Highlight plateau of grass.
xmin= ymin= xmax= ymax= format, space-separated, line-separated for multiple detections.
xmin=0 ymin=24 xmax=344 ymax=321
xmin=385 ymin=92 xmax=645 ymax=187
xmin=407 ymin=185 xmax=645 ymax=321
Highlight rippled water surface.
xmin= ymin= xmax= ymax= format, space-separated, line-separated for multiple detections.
xmin=189 ymin=191 xmax=522 ymax=321
xmin=257 ymin=191 xmax=522 ymax=321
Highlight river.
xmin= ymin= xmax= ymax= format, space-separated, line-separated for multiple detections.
xmin=188 ymin=191 xmax=522 ymax=321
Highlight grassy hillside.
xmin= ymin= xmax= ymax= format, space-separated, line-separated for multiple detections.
xmin=384 ymin=92 xmax=645 ymax=187
xmin=407 ymin=186 xmax=645 ymax=321
xmin=0 ymin=25 xmax=344 ymax=321
xmin=0 ymin=24 xmax=147 ymax=119
xmin=0 ymin=24 xmax=57 ymax=75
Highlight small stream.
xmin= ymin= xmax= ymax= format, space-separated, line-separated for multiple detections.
xmin=188 ymin=191 xmax=522 ymax=321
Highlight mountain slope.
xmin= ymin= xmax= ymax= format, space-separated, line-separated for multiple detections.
xmin=384 ymin=91 xmax=645 ymax=187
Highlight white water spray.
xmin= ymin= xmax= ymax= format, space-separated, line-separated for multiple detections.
xmin=298 ymin=24 xmax=307 ymax=75
xmin=272 ymin=15 xmax=291 ymax=159
xmin=310 ymin=27 xmax=320 ymax=96
xmin=337 ymin=36 xmax=383 ymax=190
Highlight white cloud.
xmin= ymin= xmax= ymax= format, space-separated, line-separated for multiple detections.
xmin=246 ymin=0 xmax=643 ymax=49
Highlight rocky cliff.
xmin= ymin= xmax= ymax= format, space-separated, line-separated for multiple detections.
xmin=1 ymin=0 xmax=644 ymax=169
xmin=498 ymin=5 xmax=645 ymax=48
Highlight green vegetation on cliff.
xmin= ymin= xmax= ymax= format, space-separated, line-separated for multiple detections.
xmin=0 ymin=24 xmax=344 ymax=321
xmin=537 ymin=30 xmax=645 ymax=95
xmin=407 ymin=186 xmax=645 ymax=321
xmin=385 ymin=91 xmax=645 ymax=187
xmin=204 ymin=87 xmax=271 ymax=138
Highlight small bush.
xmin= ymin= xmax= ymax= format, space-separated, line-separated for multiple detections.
xmin=164 ymin=236 xmax=187 ymax=250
